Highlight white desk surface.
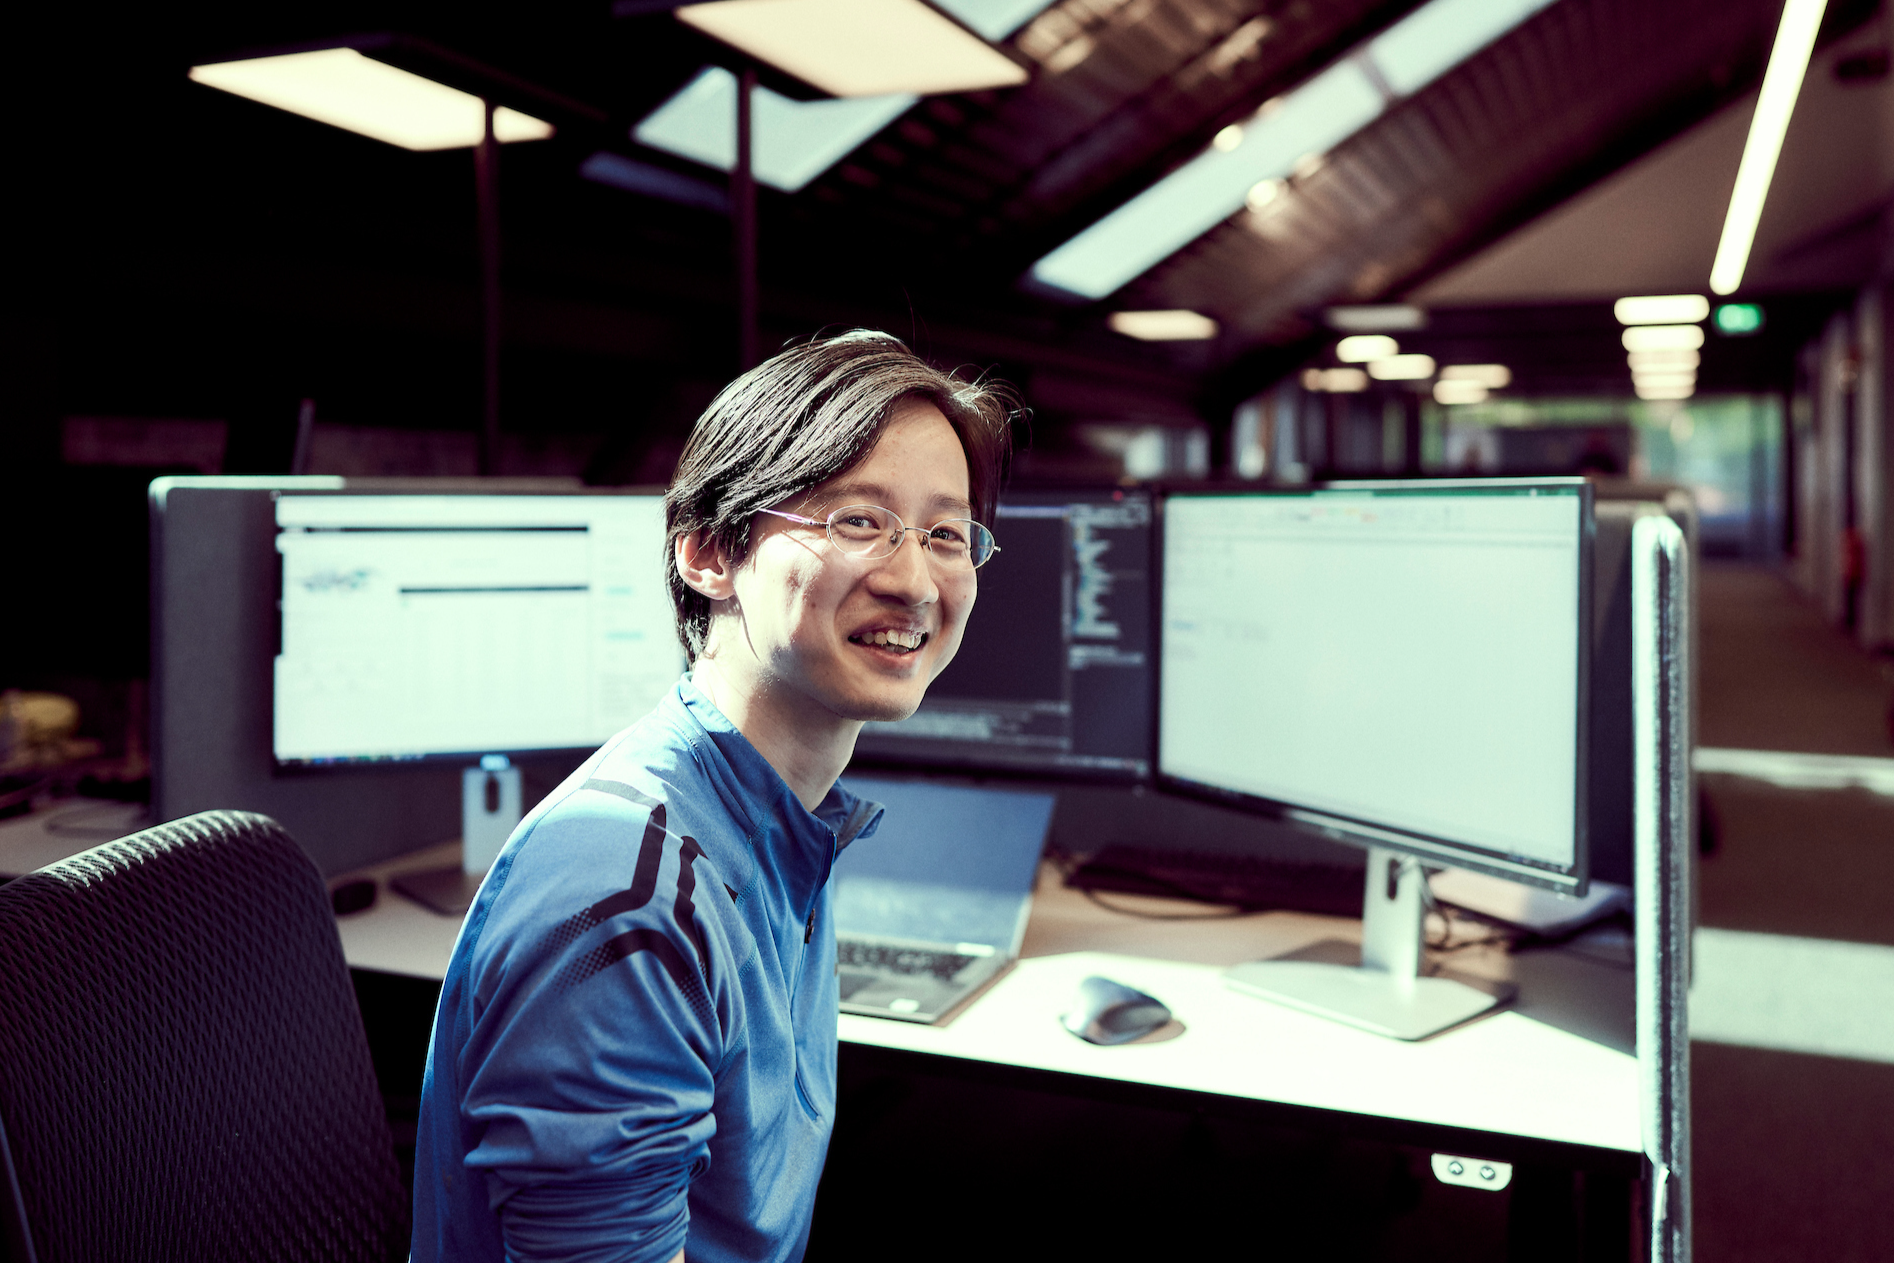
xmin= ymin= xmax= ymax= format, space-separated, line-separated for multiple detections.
xmin=1 ymin=804 xmax=1641 ymax=1155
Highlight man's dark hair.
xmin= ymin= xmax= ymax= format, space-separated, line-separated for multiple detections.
xmin=664 ymin=330 xmax=1014 ymax=661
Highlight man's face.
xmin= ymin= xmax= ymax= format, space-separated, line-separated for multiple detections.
xmin=713 ymin=398 xmax=977 ymax=726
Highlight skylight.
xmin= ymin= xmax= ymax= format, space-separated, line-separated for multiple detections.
xmin=1367 ymin=0 xmax=1554 ymax=96
xmin=1029 ymin=0 xmax=1558 ymax=300
xmin=934 ymin=0 xmax=1057 ymax=40
xmin=634 ymin=66 xmax=914 ymax=192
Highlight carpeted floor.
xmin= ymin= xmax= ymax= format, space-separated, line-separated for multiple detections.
xmin=1691 ymin=562 xmax=1894 ymax=1263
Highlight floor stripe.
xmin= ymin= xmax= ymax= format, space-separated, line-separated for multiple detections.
xmin=1691 ymin=928 xmax=1894 ymax=1064
xmin=1694 ymin=747 xmax=1894 ymax=795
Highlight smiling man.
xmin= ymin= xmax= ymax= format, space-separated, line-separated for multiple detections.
xmin=411 ymin=332 xmax=1011 ymax=1263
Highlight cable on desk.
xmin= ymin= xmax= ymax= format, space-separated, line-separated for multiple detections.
xmin=1420 ymin=878 xmax=1636 ymax=970
xmin=1046 ymin=845 xmax=1259 ymax=921
xmin=1077 ymin=885 xmax=1258 ymax=921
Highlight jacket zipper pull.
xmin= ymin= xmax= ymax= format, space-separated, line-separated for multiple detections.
xmin=805 ymin=910 xmax=815 ymax=944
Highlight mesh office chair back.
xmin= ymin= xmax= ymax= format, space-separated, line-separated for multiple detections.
xmin=0 ymin=811 xmax=409 ymax=1263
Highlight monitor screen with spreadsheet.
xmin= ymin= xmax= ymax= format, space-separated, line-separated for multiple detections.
xmin=850 ymin=488 xmax=1154 ymax=781
xmin=272 ymin=493 xmax=681 ymax=767
xmin=1158 ymin=480 xmax=1590 ymax=891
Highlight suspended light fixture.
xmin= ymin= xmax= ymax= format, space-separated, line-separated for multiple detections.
xmin=189 ymin=46 xmax=557 ymax=150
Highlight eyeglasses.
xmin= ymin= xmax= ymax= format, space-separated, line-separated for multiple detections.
xmin=759 ymin=504 xmax=1000 ymax=571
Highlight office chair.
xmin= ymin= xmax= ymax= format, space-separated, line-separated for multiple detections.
xmin=0 ymin=810 xmax=409 ymax=1263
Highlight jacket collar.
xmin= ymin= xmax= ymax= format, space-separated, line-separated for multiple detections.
xmin=669 ymin=675 xmax=883 ymax=918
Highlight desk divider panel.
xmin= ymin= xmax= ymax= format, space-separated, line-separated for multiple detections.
xmin=1633 ymin=514 xmax=1692 ymax=1263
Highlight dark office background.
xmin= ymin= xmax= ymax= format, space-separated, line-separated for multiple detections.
xmin=7 ymin=0 xmax=1894 ymax=1258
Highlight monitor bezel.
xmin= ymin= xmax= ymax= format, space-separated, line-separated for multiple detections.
xmin=1151 ymin=477 xmax=1594 ymax=896
xmin=269 ymin=484 xmax=676 ymax=772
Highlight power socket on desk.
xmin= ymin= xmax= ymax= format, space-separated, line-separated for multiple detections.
xmin=1431 ymin=1153 xmax=1514 ymax=1191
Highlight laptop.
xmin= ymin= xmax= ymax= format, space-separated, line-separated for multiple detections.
xmin=831 ymin=777 xmax=1057 ymax=1024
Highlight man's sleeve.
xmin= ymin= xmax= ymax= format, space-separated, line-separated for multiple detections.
xmin=456 ymin=805 xmax=728 ymax=1263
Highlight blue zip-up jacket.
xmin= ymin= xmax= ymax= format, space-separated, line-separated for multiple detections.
xmin=411 ymin=677 xmax=883 ymax=1263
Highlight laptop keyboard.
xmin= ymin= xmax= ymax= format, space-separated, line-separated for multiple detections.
xmin=836 ymin=939 xmax=976 ymax=983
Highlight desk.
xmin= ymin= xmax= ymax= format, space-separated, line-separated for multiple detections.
xmin=0 ymin=810 xmax=1640 ymax=1156
xmin=328 ymin=836 xmax=1641 ymax=1156
xmin=1 ymin=807 xmax=1645 ymax=1256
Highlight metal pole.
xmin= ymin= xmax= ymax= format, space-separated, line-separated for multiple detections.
xmin=290 ymin=397 xmax=317 ymax=475
xmin=733 ymin=67 xmax=758 ymax=374
xmin=477 ymin=100 xmax=502 ymax=475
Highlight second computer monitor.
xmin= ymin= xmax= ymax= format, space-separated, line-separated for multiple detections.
xmin=274 ymin=492 xmax=681 ymax=766
xmin=1159 ymin=480 xmax=1590 ymax=892
xmin=852 ymin=488 xmax=1154 ymax=780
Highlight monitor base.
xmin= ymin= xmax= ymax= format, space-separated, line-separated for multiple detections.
xmin=1226 ymin=941 xmax=1513 ymax=1041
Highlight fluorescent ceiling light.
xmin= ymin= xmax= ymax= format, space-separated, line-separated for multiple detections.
xmin=1368 ymin=0 xmax=1556 ymax=96
xmin=636 ymin=66 xmax=914 ymax=191
xmin=1636 ymin=380 xmax=1696 ymax=401
xmin=1633 ymin=370 xmax=1697 ymax=389
xmin=1302 ymin=367 xmax=1370 ymax=392
xmin=1325 ymin=304 xmax=1426 ymax=332
xmin=1029 ymin=0 xmax=1557 ymax=299
xmin=1433 ymin=379 xmax=1488 ymax=405
xmin=1614 ymin=294 xmax=1710 ymax=325
xmin=1108 ymin=310 xmax=1220 ymax=340
xmin=1627 ymin=348 xmax=1700 ymax=372
xmin=934 ymin=0 xmax=1056 ymax=40
xmin=1246 ymin=178 xmax=1286 ymax=211
xmin=189 ymin=48 xmax=554 ymax=151
xmin=1336 ymin=334 xmax=1399 ymax=362
xmin=1622 ymin=325 xmax=1705 ymax=353
xmin=1438 ymin=363 xmax=1511 ymax=388
xmin=1367 ymin=353 xmax=1436 ymax=380
xmin=676 ymin=0 xmax=1029 ymax=97
xmin=1711 ymin=0 xmax=1827 ymax=295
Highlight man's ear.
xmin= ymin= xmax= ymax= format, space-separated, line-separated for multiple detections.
xmin=676 ymin=530 xmax=737 ymax=601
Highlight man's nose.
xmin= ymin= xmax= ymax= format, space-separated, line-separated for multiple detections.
xmin=873 ymin=529 xmax=940 ymax=602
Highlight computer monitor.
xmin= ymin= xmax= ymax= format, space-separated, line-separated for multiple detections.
xmin=273 ymin=492 xmax=681 ymax=766
xmin=1158 ymin=478 xmax=1591 ymax=1039
xmin=850 ymin=488 xmax=1153 ymax=780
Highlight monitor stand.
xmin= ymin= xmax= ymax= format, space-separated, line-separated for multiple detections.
xmin=1224 ymin=846 xmax=1513 ymax=1041
xmin=392 ymin=755 xmax=523 ymax=917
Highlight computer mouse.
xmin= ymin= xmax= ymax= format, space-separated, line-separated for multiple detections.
xmin=1060 ymin=975 xmax=1172 ymax=1046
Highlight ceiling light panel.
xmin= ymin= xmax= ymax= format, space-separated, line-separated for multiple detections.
xmin=1367 ymin=353 xmax=1436 ymax=380
xmin=635 ymin=66 xmax=914 ymax=191
xmin=1302 ymin=367 xmax=1371 ymax=392
xmin=1325 ymin=305 xmax=1426 ymax=332
xmin=1613 ymin=295 xmax=1709 ymax=325
xmin=1438 ymin=364 xmax=1511 ymax=388
xmin=1336 ymin=334 xmax=1398 ymax=362
xmin=189 ymin=48 xmax=554 ymax=151
xmin=1627 ymin=349 xmax=1700 ymax=372
xmin=1622 ymin=325 xmax=1706 ymax=353
xmin=676 ymin=0 xmax=1029 ymax=97
xmin=1108 ymin=310 xmax=1220 ymax=340
xmin=1434 ymin=380 xmax=1488 ymax=405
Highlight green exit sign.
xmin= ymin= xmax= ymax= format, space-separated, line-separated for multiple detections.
xmin=1713 ymin=303 xmax=1765 ymax=335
